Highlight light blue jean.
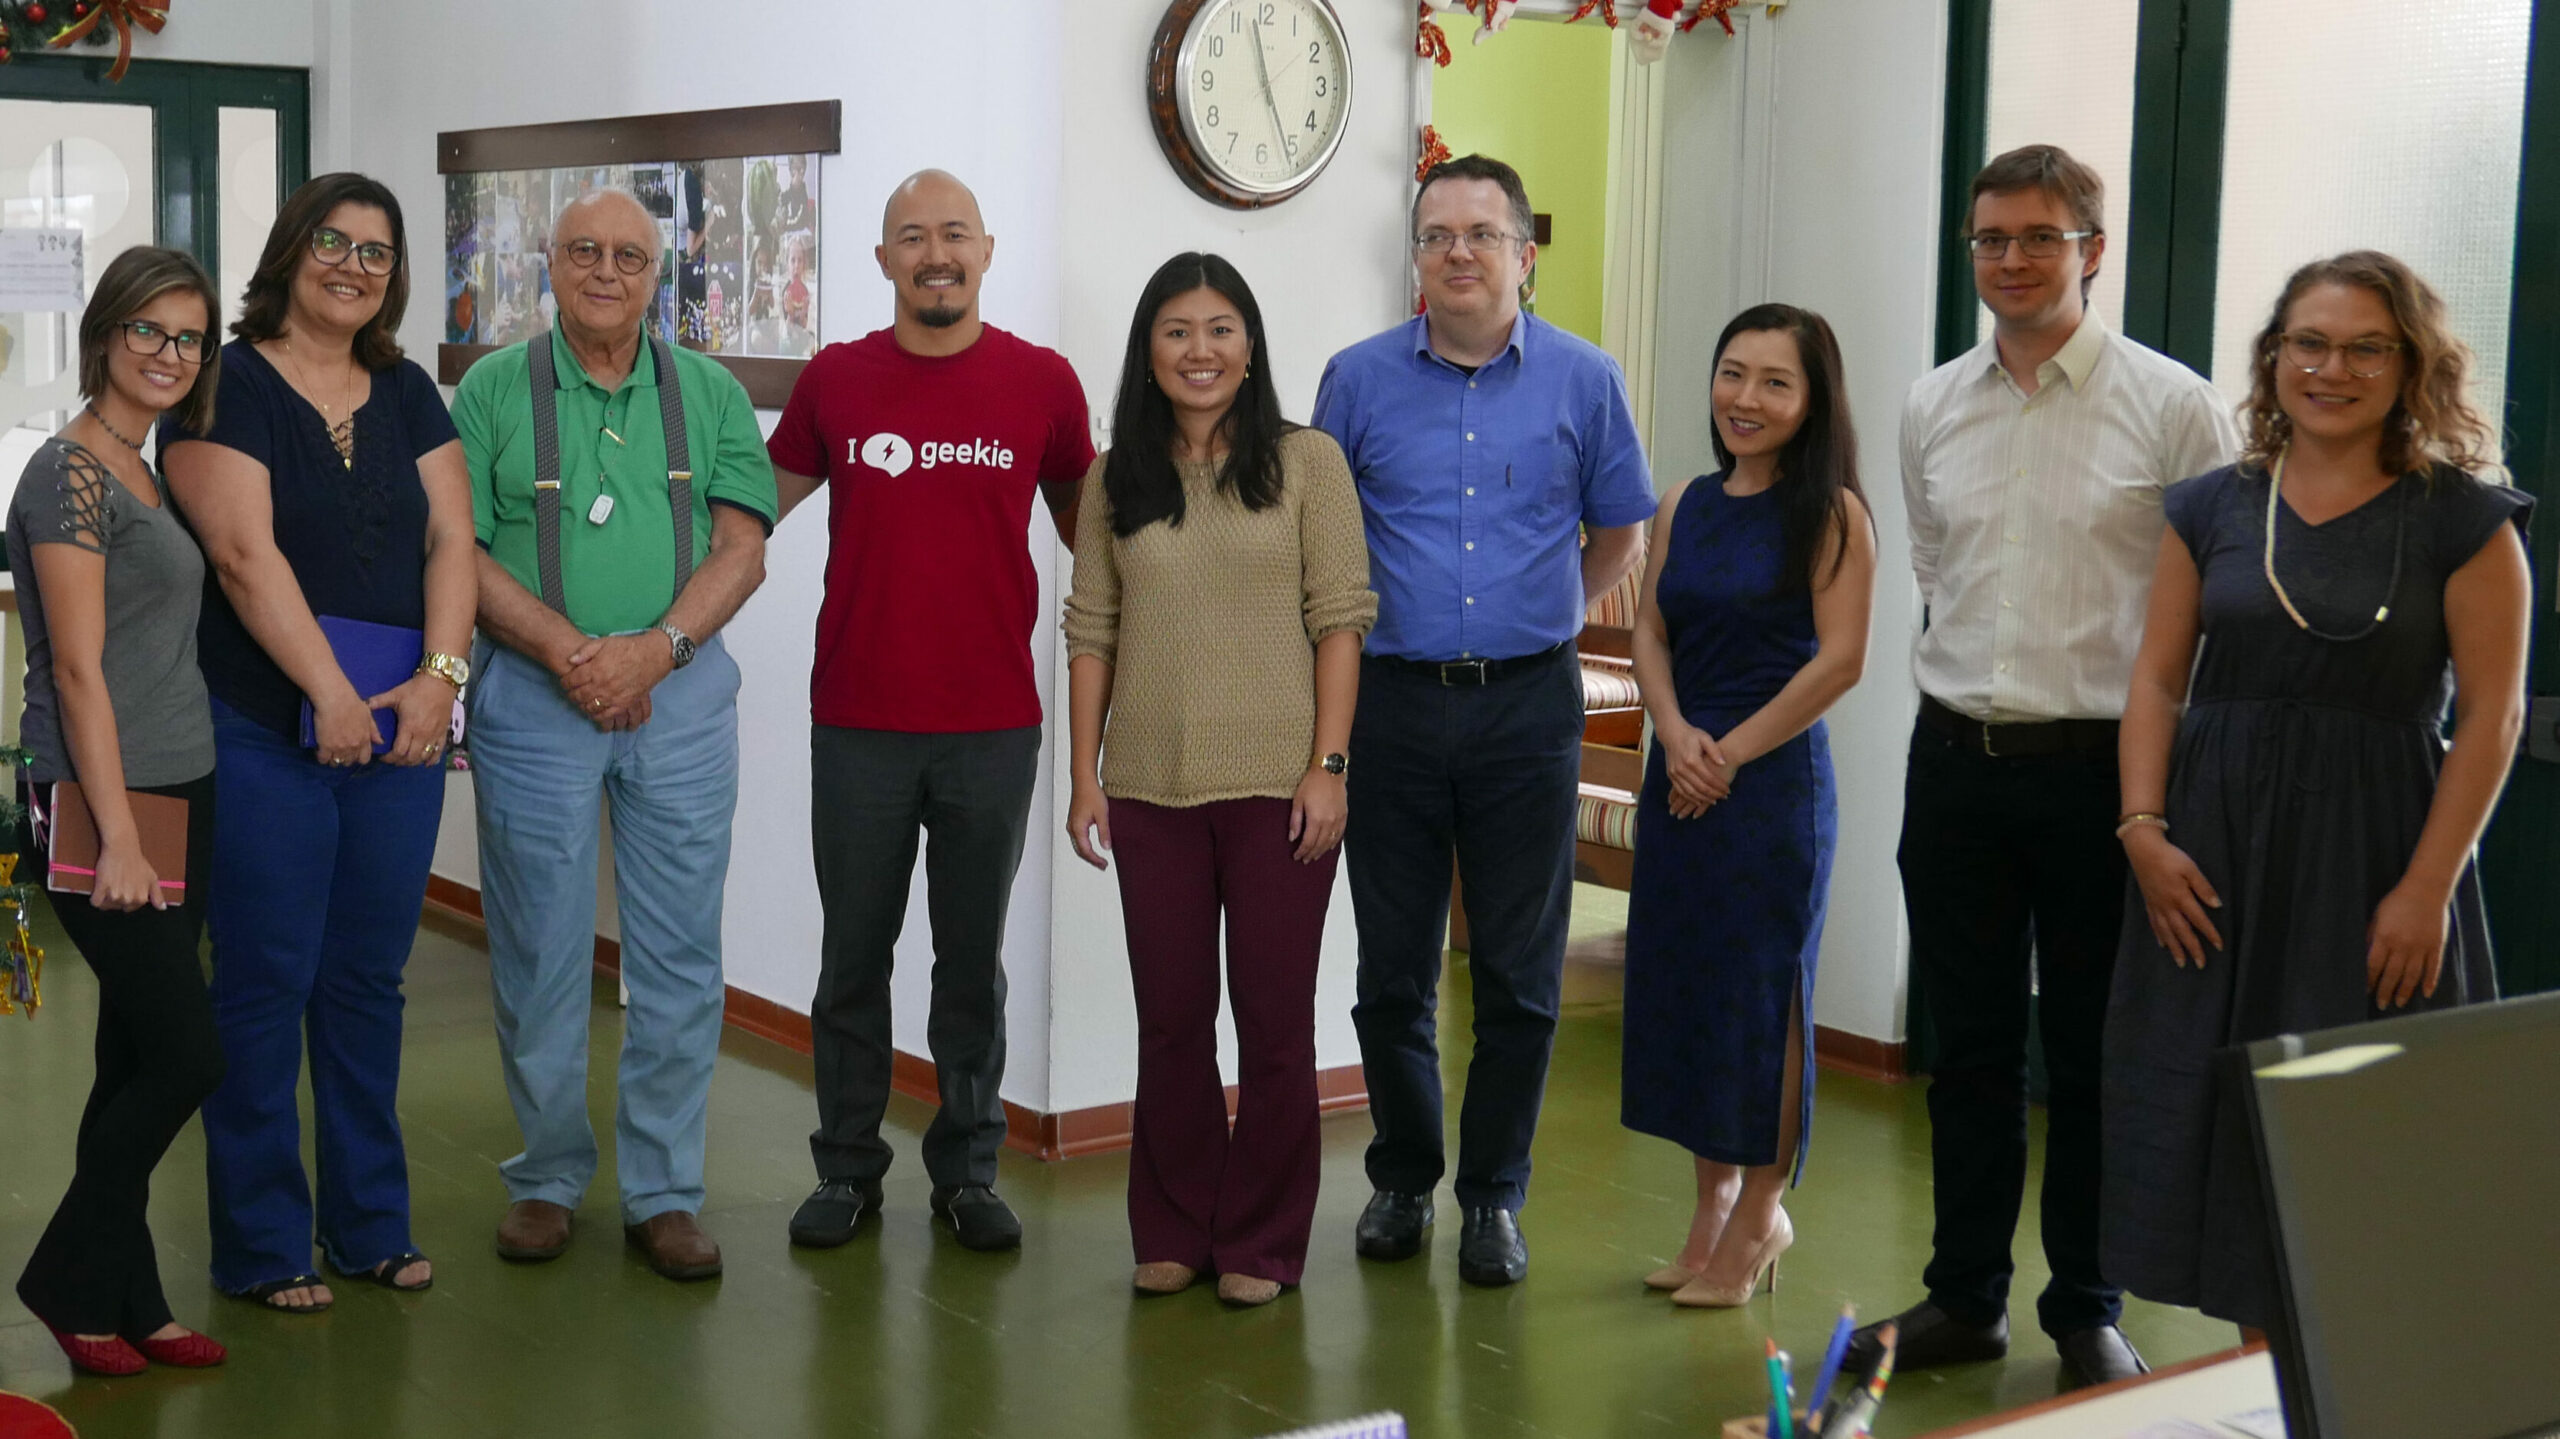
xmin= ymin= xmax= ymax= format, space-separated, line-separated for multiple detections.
xmin=467 ymin=635 xmax=740 ymax=1225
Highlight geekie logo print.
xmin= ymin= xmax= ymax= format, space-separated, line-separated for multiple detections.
xmin=849 ymin=433 xmax=1016 ymax=478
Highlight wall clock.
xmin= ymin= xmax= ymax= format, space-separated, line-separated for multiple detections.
xmin=1148 ymin=0 xmax=1355 ymax=210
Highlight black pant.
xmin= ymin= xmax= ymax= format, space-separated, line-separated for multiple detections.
xmin=15 ymin=774 xmax=222 ymax=1338
xmin=1896 ymin=717 xmax=2125 ymax=1338
xmin=1346 ymin=649 xmax=1582 ymax=1212
xmin=806 ymin=724 xmax=1038 ymax=1189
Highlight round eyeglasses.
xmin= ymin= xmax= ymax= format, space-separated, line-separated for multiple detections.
xmin=311 ymin=227 xmax=399 ymax=277
xmin=115 ymin=319 xmax=211 ymax=364
xmin=2273 ymin=332 xmax=2404 ymax=379
xmin=559 ymin=239 xmax=655 ymax=276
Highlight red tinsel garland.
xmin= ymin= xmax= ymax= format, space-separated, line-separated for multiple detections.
xmin=45 ymin=0 xmax=169 ymax=81
xmin=1415 ymin=2 xmax=1452 ymax=66
xmin=1416 ymin=123 xmax=1454 ymax=183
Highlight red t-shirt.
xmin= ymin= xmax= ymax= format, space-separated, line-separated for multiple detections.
xmin=767 ymin=325 xmax=1094 ymax=732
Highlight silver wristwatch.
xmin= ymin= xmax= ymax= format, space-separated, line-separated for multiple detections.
xmin=659 ymin=622 xmax=697 ymax=669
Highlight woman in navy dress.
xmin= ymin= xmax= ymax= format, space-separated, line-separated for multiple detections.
xmin=1622 ymin=304 xmax=1877 ymax=1308
xmin=2104 ymin=251 xmax=2531 ymax=1332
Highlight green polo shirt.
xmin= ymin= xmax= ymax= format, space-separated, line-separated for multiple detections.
xmin=454 ymin=327 xmax=777 ymax=637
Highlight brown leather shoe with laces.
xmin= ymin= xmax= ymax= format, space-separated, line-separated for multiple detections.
xmin=624 ymin=1210 xmax=723 ymax=1281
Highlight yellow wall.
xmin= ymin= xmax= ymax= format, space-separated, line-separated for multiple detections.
xmin=1428 ymin=12 xmax=1619 ymax=345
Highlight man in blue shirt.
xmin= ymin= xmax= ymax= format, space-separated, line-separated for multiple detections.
xmin=1313 ymin=155 xmax=1653 ymax=1286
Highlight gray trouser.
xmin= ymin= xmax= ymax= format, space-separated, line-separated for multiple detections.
xmin=807 ymin=723 xmax=1039 ymax=1188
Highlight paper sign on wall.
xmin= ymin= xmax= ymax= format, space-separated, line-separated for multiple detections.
xmin=0 ymin=229 xmax=88 ymax=313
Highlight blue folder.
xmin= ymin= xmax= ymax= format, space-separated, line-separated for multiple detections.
xmin=298 ymin=614 xmax=426 ymax=754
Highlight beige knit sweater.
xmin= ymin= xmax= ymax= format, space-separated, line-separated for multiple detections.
xmin=1064 ymin=427 xmax=1377 ymax=806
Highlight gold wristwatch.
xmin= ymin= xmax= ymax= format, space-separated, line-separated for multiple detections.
xmin=418 ymin=651 xmax=471 ymax=691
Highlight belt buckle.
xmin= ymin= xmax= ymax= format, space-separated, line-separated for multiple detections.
xmin=1980 ymin=721 xmax=2000 ymax=759
xmin=1439 ymin=659 xmax=1488 ymax=686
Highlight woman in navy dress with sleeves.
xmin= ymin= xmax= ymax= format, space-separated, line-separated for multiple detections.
xmin=163 ymin=174 xmax=479 ymax=1313
xmin=1621 ymin=304 xmax=1877 ymax=1308
xmin=2103 ymin=251 xmax=2532 ymax=1332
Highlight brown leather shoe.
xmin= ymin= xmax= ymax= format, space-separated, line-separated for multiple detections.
xmin=624 ymin=1211 xmax=722 ymax=1281
xmin=495 ymin=1199 xmax=574 ymax=1261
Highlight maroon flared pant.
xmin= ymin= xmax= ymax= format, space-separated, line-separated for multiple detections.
xmin=1110 ymin=795 xmax=1335 ymax=1286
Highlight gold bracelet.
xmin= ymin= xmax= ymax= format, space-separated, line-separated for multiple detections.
xmin=2114 ymin=814 xmax=2169 ymax=839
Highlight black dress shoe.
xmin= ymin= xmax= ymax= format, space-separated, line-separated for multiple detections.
xmin=930 ymin=1185 xmax=1023 ymax=1251
xmin=1457 ymin=1206 xmax=1528 ymax=1287
xmin=1354 ymin=1190 xmax=1434 ymax=1262
xmin=788 ymin=1178 xmax=884 ymax=1248
xmin=1848 ymin=1301 xmax=2010 ymax=1374
xmin=2056 ymin=1324 xmax=2149 ymax=1390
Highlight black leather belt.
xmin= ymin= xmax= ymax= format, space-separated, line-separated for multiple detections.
xmin=1921 ymin=695 xmax=2119 ymax=758
xmin=1370 ymin=641 xmax=1571 ymax=687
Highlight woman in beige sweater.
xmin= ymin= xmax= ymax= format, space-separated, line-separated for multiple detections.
xmin=1064 ymin=253 xmax=1376 ymax=1307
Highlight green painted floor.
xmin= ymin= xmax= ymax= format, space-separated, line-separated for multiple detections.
xmin=0 ymin=889 xmax=2233 ymax=1438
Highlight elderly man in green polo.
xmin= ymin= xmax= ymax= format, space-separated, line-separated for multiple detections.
xmin=451 ymin=188 xmax=775 ymax=1283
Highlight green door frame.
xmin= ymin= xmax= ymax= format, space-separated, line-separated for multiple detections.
xmin=0 ymin=54 xmax=310 ymax=286
xmin=2120 ymin=0 xmax=2228 ymax=373
xmin=2479 ymin=2 xmax=2560 ymax=998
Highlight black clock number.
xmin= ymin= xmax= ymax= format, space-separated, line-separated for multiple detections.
xmin=1310 ymin=41 xmax=1322 ymax=62
xmin=1200 ymin=69 xmax=1214 ymax=91
xmin=1315 ymin=75 xmax=1328 ymax=98
xmin=1256 ymin=142 xmax=1270 ymax=164
xmin=1259 ymin=3 xmax=1276 ymax=22
xmin=1204 ymin=105 xmax=1220 ymax=127
xmin=1305 ymin=111 xmax=1318 ymax=132
xmin=1207 ymin=35 xmax=1224 ymax=57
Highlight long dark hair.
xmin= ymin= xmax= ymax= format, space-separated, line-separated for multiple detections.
xmin=1103 ymin=252 xmax=1288 ymax=537
xmin=233 ymin=172 xmax=410 ymax=371
xmin=1708 ymin=303 xmax=1868 ymax=592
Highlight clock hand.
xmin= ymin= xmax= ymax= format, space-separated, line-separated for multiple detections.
xmin=1248 ymin=17 xmax=1293 ymax=162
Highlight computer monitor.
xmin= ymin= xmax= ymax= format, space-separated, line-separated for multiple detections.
xmin=2237 ymin=990 xmax=2560 ymax=1439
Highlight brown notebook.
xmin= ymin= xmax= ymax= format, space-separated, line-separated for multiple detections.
xmin=44 ymin=781 xmax=190 ymax=898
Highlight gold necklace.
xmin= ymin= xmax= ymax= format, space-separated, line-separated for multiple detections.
xmin=2261 ymin=449 xmax=2406 ymax=643
xmin=279 ymin=333 xmax=359 ymax=470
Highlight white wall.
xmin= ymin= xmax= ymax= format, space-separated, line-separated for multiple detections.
xmin=1649 ymin=2 xmax=1948 ymax=1044
xmin=1043 ymin=1 xmax=1419 ymax=1114
xmin=352 ymin=0 xmax=1071 ymax=1109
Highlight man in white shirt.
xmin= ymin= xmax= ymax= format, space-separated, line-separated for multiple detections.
xmin=1853 ymin=145 xmax=2238 ymax=1389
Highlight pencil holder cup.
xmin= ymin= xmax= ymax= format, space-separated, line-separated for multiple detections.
xmin=1720 ymin=1415 xmax=1810 ymax=1439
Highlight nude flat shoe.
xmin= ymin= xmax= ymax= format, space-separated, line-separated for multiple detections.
xmin=1133 ymin=1262 xmax=1198 ymax=1294
xmin=1216 ymin=1274 xmax=1283 ymax=1307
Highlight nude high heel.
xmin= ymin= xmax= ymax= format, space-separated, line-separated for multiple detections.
xmin=1643 ymin=1264 xmax=1696 ymax=1291
xmin=1671 ymin=1208 xmax=1793 ymax=1309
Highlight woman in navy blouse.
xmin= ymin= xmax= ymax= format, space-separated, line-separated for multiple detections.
xmin=164 ymin=173 xmax=477 ymax=1312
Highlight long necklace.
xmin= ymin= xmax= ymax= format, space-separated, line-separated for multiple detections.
xmin=84 ymin=400 xmax=146 ymax=453
xmin=279 ymin=333 xmax=359 ymax=470
xmin=2262 ymin=449 xmax=2407 ymax=643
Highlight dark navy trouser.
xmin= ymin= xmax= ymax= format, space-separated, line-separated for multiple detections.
xmin=1346 ymin=646 xmax=1582 ymax=1212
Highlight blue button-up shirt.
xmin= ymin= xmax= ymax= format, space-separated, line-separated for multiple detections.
xmin=1313 ymin=313 xmax=1655 ymax=662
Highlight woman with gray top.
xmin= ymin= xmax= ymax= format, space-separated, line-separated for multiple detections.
xmin=8 ymin=246 xmax=228 ymax=1376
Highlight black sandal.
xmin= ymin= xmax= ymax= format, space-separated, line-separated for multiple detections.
xmin=229 ymin=1274 xmax=333 ymax=1313
xmin=332 ymin=1252 xmax=433 ymax=1293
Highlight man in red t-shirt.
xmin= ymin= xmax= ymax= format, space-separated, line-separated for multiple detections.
xmin=766 ymin=169 xmax=1091 ymax=1254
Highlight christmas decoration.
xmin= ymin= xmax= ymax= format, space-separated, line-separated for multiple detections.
xmin=1415 ymin=2 xmax=1452 ymax=67
xmin=0 ymin=751 xmax=41 ymax=1020
xmin=1416 ymin=123 xmax=1454 ymax=183
xmin=0 ymin=0 xmax=167 ymax=80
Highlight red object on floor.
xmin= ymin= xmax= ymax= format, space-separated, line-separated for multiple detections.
xmin=39 ymin=1327 xmax=143 ymax=1378
xmin=0 ymin=1391 xmax=80 ymax=1438
xmin=135 ymin=1330 xmax=226 ymax=1368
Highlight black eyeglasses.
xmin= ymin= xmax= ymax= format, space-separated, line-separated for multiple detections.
xmin=559 ymin=239 xmax=655 ymax=277
xmin=115 ymin=319 xmax=211 ymax=364
xmin=310 ymin=227 xmax=399 ymax=277
xmin=1964 ymin=228 xmax=2097 ymax=260
xmin=2272 ymin=331 xmax=2404 ymax=378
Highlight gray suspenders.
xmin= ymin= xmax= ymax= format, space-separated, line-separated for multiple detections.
xmin=525 ymin=330 xmax=696 ymax=617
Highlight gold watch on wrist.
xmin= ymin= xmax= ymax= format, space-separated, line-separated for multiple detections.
xmin=1316 ymin=752 xmax=1348 ymax=776
xmin=418 ymin=651 xmax=471 ymax=692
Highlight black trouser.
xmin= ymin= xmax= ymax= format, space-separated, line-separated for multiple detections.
xmin=1896 ymin=714 xmax=2125 ymax=1339
xmin=806 ymin=724 xmax=1038 ymax=1189
xmin=15 ymin=774 xmax=222 ymax=1339
xmin=1346 ymin=648 xmax=1582 ymax=1212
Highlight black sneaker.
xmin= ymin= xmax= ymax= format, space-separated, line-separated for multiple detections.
xmin=930 ymin=1184 xmax=1022 ymax=1251
xmin=789 ymin=1178 xmax=884 ymax=1248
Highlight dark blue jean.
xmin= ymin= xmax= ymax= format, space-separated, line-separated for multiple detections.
xmin=1345 ymin=648 xmax=1583 ymax=1212
xmin=201 ymin=698 xmax=445 ymax=1290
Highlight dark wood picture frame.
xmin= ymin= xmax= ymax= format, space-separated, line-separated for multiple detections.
xmin=436 ymin=100 xmax=841 ymax=408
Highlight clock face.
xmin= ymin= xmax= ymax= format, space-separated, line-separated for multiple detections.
xmin=1167 ymin=0 xmax=1353 ymax=203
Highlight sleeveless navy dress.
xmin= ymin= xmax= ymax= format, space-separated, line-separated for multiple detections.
xmin=1622 ymin=476 xmax=1836 ymax=1177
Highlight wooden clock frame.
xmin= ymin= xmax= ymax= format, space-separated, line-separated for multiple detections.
xmin=1147 ymin=0 xmax=1354 ymax=211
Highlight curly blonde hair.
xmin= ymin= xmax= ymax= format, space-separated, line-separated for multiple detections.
xmin=2239 ymin=250 xmax=2499 ymax=478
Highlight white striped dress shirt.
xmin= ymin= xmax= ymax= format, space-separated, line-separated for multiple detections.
xmin=1901 ymin=316 xmax=2239 ymax=723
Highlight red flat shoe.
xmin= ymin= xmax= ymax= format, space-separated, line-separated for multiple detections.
xmin=44 ymin=1325 xmax=147 ymax=1377
xmin=135 ymin=1329 xmax=227 ymax=1368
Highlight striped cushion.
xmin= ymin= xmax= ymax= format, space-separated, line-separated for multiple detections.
xmin=1576 ymin=784 xmax=1638 ymax=851
xmin=1579 ymin=661 xmax=1641 ymax=712
xmin=1583 ymin=524 xmax=1650 ymax=628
